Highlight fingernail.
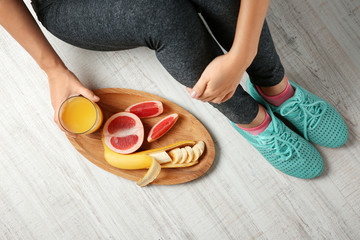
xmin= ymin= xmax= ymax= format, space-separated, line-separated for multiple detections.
xmin=191 ymin=91 xmax=196 ymax=98
xmin=94 ymin=95 xmax=100 ymax=101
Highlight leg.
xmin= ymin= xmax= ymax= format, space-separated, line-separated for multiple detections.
xmin=34 ymin=0 xmax=148 ymax=51
xmin=190 ymin=0 xmax=285 ymax=86
xmin=247 ymin=21 xmax=285 ymax=87
xmin=34 ymin=0 xmax=259 ymax=124
xmin=33 ymin=0 xmax=326 ymax=178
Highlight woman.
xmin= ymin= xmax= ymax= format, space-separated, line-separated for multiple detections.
xmin=0 ymin=0 xmax=348 ymax=178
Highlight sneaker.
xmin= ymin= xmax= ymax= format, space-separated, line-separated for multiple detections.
xmin=247 ymin=79 xmax=348 ymax=148
xmin=231 ymin=107 xmax=323 ymax=179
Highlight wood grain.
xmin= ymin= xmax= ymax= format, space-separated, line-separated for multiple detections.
xmin=1 ymin=0 xmax=360 ymax=239
xmin=67 ymin=88 xmax=215 ymax=185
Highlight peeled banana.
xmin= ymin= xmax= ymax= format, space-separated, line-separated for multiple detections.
xmin=102 ymin=139 xmax=206 ymax=186
xmin=103 ymin=139 xmax=195 ymax=169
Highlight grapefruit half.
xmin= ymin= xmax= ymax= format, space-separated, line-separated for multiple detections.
xmin=103 ymin=112 xmax=144 ymax=154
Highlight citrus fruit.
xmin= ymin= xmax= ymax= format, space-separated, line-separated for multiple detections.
xmin=147 ymin=113 xmax=179 ymax=142
xmin=125 ymin=100 xmax=163 ymax=118
xmin=103 ymin=112 xmax=144 ymax=154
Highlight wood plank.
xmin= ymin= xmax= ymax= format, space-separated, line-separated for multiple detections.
xmin=0 ymin=0 xmax=360 ymax=239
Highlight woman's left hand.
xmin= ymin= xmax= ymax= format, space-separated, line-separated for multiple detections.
xmin=186 ymin=53 xmax=246 ymax=104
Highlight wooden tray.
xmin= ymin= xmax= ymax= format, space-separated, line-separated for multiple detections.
xmin=67 ymin=88 xmax=215 ymax=185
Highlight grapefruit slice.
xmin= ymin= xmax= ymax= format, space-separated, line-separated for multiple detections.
xmin=103 ymin=112 xmax=144 ymax=154
xmin=125 ymin=100 xmax=163 ymax=118
xmin=147 ymin=113 xmax=179 ymax=142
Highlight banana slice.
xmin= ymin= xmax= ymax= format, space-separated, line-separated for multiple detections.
xmin=169 ymin=148 xmax=182 ymax=164
xmin=137 ymin=158 xmax=161 ymax=187
xmin=192 ymin=146 xmax=201 ymax=161
xmin=149 ymin=151 xmax=172 ymax=164
xmin=179 ymin=147 xmax=188 ymax=163
xmin=193 ymin=141 xmax=205 ymax=155
xmin=192 ymin=141 xmax=205 ymax=161
xmin=185 ymin=146 xmax=194 ymax=163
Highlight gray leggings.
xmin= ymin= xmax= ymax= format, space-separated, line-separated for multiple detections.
xmin=32 ymin=0 xmax=284 ymax=124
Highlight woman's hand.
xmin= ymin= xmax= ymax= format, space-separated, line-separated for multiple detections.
xmin=46 ymin=66 xmax=100 ymax=136
xmin=0 ymin=1 xmax=100 ymax=136
xmin=186 ymin=53 xmax=249 ymax=104
xmin=187 ymin=0 xmax=270 ymax=104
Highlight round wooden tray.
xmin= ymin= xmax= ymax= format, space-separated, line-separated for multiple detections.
xmin=67 ymin=88 xmax=215 ymax=185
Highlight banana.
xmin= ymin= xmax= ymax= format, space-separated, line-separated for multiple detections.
xmin=103 ymin=138 xmax=195 ymax=169
xmin=102 ymin=139 xmax=206 ymax=187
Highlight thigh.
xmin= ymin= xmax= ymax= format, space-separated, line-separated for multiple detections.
xmin=37 ymin=0 xmax=186 ymax=51
xmin=36 ymin=0 xmax=223 ymax=84
xmin=189 ymin=0 xmax=240 ymax=51
xmin=148 ymin=0 xmax=224 ymax=87
xmin=37 ymin=0 xmax=219 ymax=79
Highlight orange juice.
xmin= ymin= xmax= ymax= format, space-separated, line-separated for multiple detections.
xmin=59 ymin=96 xmax=103 ymax=134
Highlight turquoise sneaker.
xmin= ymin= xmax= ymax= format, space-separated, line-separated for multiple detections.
xmin=231 ymin=107 xmax=323 ymax=179
xmin=247 ymin=79 xmax=348 ymax=148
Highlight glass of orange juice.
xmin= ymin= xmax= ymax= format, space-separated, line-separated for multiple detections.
xmin=58 ymin=96 xmax=103 ymax=134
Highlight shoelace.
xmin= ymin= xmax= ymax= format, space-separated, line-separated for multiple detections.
xmin=279 ymin=90 xmax=327 ymax=140
xmin=252 ymin=119 xmax=301 ymax=161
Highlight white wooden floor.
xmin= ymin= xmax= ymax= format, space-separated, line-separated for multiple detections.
xmin=1 ymin=0 xmax=360 ymax=239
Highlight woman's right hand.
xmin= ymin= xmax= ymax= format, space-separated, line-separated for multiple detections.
xmin=46 ymin=66 xmax=100 ymax=136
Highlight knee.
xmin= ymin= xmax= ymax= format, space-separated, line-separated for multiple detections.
xmin=142 ymin=1 xmax=204 ymax=51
